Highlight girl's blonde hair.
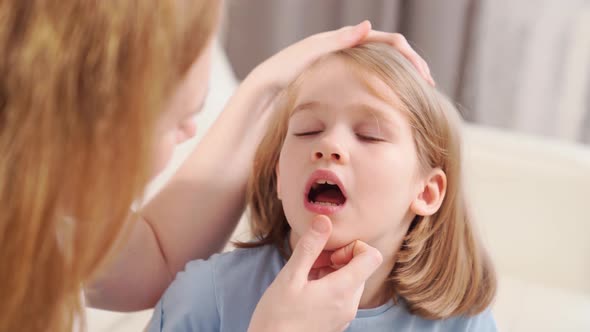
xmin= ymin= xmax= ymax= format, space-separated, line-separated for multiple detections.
xmin=0 ymin=1 xmax=219 ymax=331
xmin=241 ymin=43 xmax=496 ymax=319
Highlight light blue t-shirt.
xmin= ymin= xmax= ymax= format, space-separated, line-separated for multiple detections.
xmin=147 ymin=244 xmax=497 ymax=332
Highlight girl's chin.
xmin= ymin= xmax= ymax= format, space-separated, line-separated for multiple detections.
xmin=324 ymin=236 xmax=356 ymax=251
xmin=288 ymin=224 xmax=362 ymax=252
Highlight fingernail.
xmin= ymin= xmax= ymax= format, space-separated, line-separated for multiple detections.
xmin=344 ymin=21 xmax=365 ymax=43
xmin=358 ymin=20 xmax=371 ymax=29
xmin=354 ymin=20 xmax=370 ymax=33
xmin=312 ymin=217 xmax=330 ymax=234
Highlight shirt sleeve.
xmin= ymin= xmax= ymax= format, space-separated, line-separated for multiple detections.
xmin=146 ymin=259 xmax=221 ymax=332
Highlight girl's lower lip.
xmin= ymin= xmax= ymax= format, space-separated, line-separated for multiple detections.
xmin=304 ymin=199 xmax=345 ymax=215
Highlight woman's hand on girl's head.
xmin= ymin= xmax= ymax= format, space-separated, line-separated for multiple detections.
xmin=364 ymin=30 xmax=435 ymax=86
xmin=244 ymin=20 xmax=371 ymax=95
xmin=243 ymin=20 xmax=434 ymax=104
xmin=248 ymin=215 xmax=383 ymax=332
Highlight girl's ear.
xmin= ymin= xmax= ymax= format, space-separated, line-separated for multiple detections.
xmin=275 ymin=164 xmax=282 ymax=200
xmin=411 ymin=168 xmax=447 ymax=216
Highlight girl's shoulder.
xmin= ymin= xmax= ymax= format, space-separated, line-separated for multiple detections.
xmin=408 ymin=307 xmax=497 ymax=332
xmin=438 ymin=308 xmax=497 ymax=332
xmin=147 ymin=244 xmax=285 ymax=332
xmin=207 ymin=244 xmax=285 ymax=276
xmin=359 ymin=299 xmax=497 ymax=332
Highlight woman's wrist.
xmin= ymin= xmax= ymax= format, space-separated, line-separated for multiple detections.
xmin=237 ymin=65 xmax=284 ymax=117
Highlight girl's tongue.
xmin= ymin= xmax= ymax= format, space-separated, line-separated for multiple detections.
xmin=310 ymin=183 xmax=346 ymax=205
xmin=314 ymin=188 xmax=345 ymax=204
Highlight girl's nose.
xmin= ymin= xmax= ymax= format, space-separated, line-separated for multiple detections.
xmin=311 ymin=139 xmax=349 ymax=164
xmin=313 ymin=151 xmax=342 ymax=161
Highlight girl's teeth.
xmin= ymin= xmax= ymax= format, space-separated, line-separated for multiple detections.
xmin=312 ymin=201 xmax=339 ymax=206
xmin=314 ymin=179 xmax=336 ymax=185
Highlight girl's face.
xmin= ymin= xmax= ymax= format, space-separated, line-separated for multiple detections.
xmin=152 ymin=44 xmax=212 ymax=176
xmin=277 ymin=57 xmax=425 ymax=252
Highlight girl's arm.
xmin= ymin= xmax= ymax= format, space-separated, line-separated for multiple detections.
xmin=86 ymin=21 xmax=434 ymax=311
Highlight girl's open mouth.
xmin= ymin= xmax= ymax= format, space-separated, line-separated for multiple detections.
xmin=304 ymin=169 xmax=347 ymax=215
xmin=308 ymin=180 xmax=346 ymax=206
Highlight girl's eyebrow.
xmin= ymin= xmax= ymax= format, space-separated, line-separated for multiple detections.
xmin=291 ymin=100 xmax=400 ymax=131
xmin=291 ymin=101 xmax=321 ymax=114
xmin=352 ymin=103 xmax=400 ymax=130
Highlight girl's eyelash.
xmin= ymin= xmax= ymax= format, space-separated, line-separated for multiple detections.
xmin=294 ymin=131 xmax=322 ymax=137
xmin=293 ymin=131 xmax=384 ymax=142
xmin=356 ymin=134 xmax=384 ymax=142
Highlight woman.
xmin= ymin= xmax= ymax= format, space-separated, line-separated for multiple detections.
xmin=0 ymin=1 xmax=433 ymax=331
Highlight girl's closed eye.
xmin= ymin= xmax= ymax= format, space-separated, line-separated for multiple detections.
xmin=355 ymin=124 xmax=389 ymax=142
xmin=289 ymin=115 xmax=324 ymax=137
xmin=356 ymin=131 xmax=386 ymax=142
xmin=294 ymin=130 xmax=323 ymax=137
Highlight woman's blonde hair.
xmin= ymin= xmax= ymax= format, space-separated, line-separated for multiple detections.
xmin=241 ymin=43 xmax=496 ymax=319
xmin=0 ymin=1 xmax=219 ymax=331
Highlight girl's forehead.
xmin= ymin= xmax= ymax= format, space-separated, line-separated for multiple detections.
xmin=293 ymin=56 xmax=402 ymax=113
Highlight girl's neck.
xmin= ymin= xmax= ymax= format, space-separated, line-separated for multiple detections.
xmin=287 ymin=232 xmax=398 ymax=309
xmin=358 ymin=254 xmax=396 ymax=308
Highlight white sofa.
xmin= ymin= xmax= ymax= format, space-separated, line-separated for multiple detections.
xmin=463 ymin=125 xmax=590 ymax=331
xmin=86 ymin=42 xmax=590 ymax=332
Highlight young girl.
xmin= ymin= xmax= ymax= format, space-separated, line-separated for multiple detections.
xmin=147 ymin=43 xmax=497 ymax=332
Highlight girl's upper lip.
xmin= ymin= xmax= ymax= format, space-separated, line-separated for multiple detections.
xmin=304 ymin=169 xmax=348 ymax=198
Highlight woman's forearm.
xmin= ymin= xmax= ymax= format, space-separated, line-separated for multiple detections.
xmin=85 ymin=215 xmax=172 ymax=311
xmin=86 ymin=76 xmax=278 ymax=310
xmin=143 ymin=74 xmax=277 ymax=274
